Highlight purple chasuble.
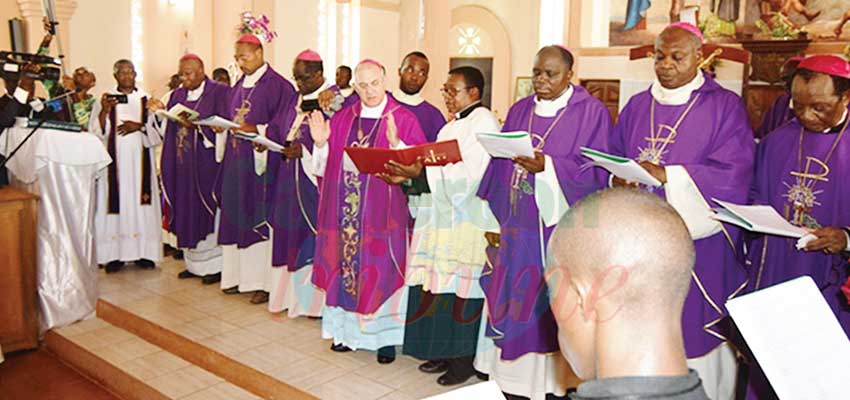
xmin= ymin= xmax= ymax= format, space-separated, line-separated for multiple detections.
xmin=749 ymin=118 xmax=850 ymax=332
xmin=268 ymin=98 xmax=322 ymax=270
xmin=610 ymin=75 xmax=754 ymax=358
xmin=756 ymin=92 xmax=794 ymax=139
xmin=216 ymin=66 xmax=297 ymax=248
xmin=161 ymin=78 xmax=230 ymax=249
xmin=390 ymin=93 xmax=446 ymax=143
xmin=477 ymin=86 xmax=612 ymax=360
xmin=311 ymin=96 xmax=426 ymax=314
xmin=746 ymin=116 xmax=850 ymax=400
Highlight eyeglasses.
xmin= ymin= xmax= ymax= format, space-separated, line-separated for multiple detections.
xmin=440 ymin=86 xmax=471 ymax=96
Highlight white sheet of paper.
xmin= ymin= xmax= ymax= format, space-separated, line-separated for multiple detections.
xmin=726 ymin=276 xmax=850 ymax=400
xmin=232 ymin=132 xmax=285 ymax=153
xmin=710 ymin=199 xmax=807 ymax=238
xmin=580 ymin=147 xmax=662 ymax=187
xmin=423 ymin=381 xmax=505 ymax=400
xmin=194 ymin=116 xmax=241 ymax=129
xmin=476 ymin=131 xmax=535 ymax=159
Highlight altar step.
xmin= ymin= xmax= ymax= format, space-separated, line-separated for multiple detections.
xmin=47 ymin=258 xmax=463 ymax=400
xmin=45 ymin=315 xmax=271 ymax=400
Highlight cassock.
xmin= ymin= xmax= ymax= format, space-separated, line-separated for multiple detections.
xmin=215 ymin=63 xmax=297 ymax=293
xmin=747 ymin=116 xmax=850 ymax=399
xmin=90 ymin=88 xmax=163 ymax=264
xmin=311 ymin=95 xmax=425 ymax=351
xmin=402 ymin=102 xmax=497 ymax=372
xmin=159 ymin=79 xmax=229 ymax=276
xmin=609 ymin=72 xmax=754 ymax=400
xmin=475 ymin=85 xmax=611 ymax=400
xmin=265 ymin=82 xmax=331 ymax=317
xmin=756 ymin=92 xmax=793 ymax=139
xmin=391 ymin=90 xmax=446 ymax=143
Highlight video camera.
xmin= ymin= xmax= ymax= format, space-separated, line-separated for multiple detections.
xmin=0 ymin=51 xmax=61 ymax=82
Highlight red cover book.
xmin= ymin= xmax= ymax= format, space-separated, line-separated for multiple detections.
xmin=344 ymin=140 xmax=462 ymax=174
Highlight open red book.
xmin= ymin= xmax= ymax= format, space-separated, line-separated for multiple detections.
xmin=343 ymin=140 xmax=462 ymax=174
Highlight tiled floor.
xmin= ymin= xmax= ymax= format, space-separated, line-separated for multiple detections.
xmin=57 ymin=257 xmax=479 ymax=400
xmin=0 ymin=348 xmax=122 ymax=400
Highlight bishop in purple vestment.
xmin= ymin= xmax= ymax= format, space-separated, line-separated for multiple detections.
xmin=609 ymin=24 xmax=753 ymax=400
xmin=157 ymin=54 xmax=229 ymax=282
xmin=215 ymin=34 xmax=297 ymax=302
xmin=264 ymin=49 xmax=333 ymax=317
xmin=309 ymin=59 xmax=425 ymax=363
xmin=476 ymin=46 xmax=611 ymax=400
xmin=746 ymin=55 xmax=850 ymax=400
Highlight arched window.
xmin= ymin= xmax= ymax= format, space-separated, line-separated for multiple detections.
xmin=319 ymin=0 xmax=361 ymax=73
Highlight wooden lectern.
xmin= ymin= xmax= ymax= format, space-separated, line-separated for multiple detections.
xmin=0 ymin=187 xmax=39 ymax=353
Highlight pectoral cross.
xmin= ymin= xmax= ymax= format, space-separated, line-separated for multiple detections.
xmin=232 ymin=99 xmax=252 ymax=149
xmin=784 ymin=156 xmax=829 ymax=227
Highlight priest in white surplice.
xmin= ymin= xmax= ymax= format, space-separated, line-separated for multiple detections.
xmin=90 ymin=59 xmax=163 ymax=273
xmin=382 ymin=66 xmax=499 ymax=385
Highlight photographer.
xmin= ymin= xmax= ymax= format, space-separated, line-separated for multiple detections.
xmin=0 ymin=64 xmax=41 ymax=186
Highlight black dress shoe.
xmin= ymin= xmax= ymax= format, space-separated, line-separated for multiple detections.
xmin=178 ymin=270 xmax=198 ymax=279
xmin=377 ymin=354 xmax=395 ymax=364
xmin=437 ymin=370 xmax=474 ymax=386
xmin=419 ymin=360 xmax=449 ymax=374
xmin=135 ymin=259 xmax=155 ymax=269
xmin=105 ymin=260 xmax=124 ymax=274
xmin=173 ymin=250 xmax=184 ymax=260
xmin=475 ymin=371 xmax=489 ymax=381
xmin=330 ymin=343 xmax=352 ymax=352
xmin=201 ymin=272 xmax=221 ymax=285
xmin=222 ymin=286 xmax=240 ymax=295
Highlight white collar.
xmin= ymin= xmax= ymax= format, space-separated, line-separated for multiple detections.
xmin=453 ymin=101 xmax=482 ymax=120
xmin=534 ymin=85 xmax=573 ymax=117
xmin=392 ymin=89 xmax=424 ymax=106
xmin=360 ymin=95 xmax=388 ymax=118
xmin=302 ymin=80 xmax=330 ymax=101
xmin=340 ymin=87 xmax=354 ymax=97
xmin=186 ymin=80 xmax=205 ymax=101
xmin=650 ymin=71 xmax=705 ymax=106
xmin=242 ymin=63 xmax=269 ymax=88
xmin=823 ymin=109 xmax=849 ymax=133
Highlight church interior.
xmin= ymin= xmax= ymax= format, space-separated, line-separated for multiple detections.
xmin=2 ymin=1 xmax=849 ymax=399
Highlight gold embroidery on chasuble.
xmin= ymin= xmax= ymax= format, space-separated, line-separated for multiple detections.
xmin=782 ymin=122 xmax=848 ymax=229
xmin=637 ymin=95 xmax=700 ymax=165
xmin=783 ymin=156 xmax=829 ymax=229
xmin=340 ymin=170 xmax=363 ymax=296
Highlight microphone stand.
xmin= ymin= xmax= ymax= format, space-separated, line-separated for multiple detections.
xmin=0 ymin=119 xmax=47 ymax=170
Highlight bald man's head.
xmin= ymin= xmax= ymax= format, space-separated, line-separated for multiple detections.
xmin=354 ymin=62 xmax=387 ymax=107
xmin=545 ymin=188 xmax=694 ymax=379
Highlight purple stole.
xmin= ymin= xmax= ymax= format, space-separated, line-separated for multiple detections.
xmin=107 ymin=96 xmax=151 ymax=214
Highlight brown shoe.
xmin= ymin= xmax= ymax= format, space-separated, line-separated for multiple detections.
xmin=222 ymin=286 xmax=239 ymax=295
xmin=250 ymin=291 xmax=269 ymax=304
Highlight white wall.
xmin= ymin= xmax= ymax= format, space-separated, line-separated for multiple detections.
xmin=69 ymin=0 xmax=132 ymax=96
xmin=360 ymin=5 xmax=400 ymax=90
